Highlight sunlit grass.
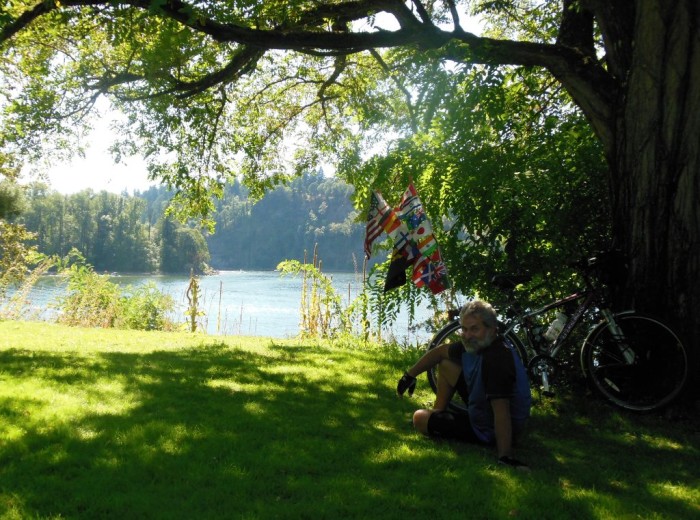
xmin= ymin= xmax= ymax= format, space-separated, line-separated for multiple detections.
xmin=0 ymin=320 xmax=698 ymax=519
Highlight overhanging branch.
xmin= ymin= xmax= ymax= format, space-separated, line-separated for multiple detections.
xmin=442 ymin=33 xmax=616 ymax=149
xmin=1 ymin=0 xmax=617 ymax=147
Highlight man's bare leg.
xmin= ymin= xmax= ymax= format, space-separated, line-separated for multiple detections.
xmin=413 ymin=358 xmax=462 ymax=434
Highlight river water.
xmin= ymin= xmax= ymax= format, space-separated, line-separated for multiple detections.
xmin=9 ymin=271 xmax=435 ymax=342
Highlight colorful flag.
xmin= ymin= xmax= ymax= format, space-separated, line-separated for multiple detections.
xmin=364 ymin=191 xmax=399 ymax=259
xmin=394 ymin=184 xmax=450 ymax=295
xmin=366 ymin=184 xmax=449 ymax=295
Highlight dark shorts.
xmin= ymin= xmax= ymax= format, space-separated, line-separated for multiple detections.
xmin=426 ymin=376 xmax=489 ymax=444
xmin=427 ymin=410 xmax=484 ymax=443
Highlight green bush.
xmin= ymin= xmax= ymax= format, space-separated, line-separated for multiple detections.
xmin=117 ymin=282 xmax=175 ymax=331
xmin=57 ymin=263 xmax=175 ymax=331
xmin=57 ymin=264 xmax=122 ymax=328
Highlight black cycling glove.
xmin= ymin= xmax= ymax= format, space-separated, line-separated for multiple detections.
xmin=397 ymin=372 xmax=417 ymax=397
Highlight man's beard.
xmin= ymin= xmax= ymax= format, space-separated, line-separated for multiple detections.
xmin=462 ymin=330 xmax=496 ymax=353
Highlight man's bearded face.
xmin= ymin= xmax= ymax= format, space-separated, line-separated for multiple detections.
xmin=459 ymin=315 xmax=497 ymax=352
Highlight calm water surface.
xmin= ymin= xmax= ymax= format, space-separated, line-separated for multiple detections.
xmin=15 ymin=270 xmax=433 ymax=341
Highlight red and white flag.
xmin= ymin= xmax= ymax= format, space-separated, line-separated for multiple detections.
xmin=364 ymin=191 xmax=400 ymax=259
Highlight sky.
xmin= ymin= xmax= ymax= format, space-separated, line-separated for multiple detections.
xmin=40 ymin=125 xmax=156 ymax=195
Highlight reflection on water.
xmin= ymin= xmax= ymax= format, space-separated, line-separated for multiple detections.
xmin=6 ymin=271 xmax=434 ymax=341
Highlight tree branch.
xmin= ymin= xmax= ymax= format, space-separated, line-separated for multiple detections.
xmin=444 ymin=0 xmax=462 ymax=32
xmin=168 ymin=46 xmax=265 ymax=99
xmin=581 ymin=0 xmax=635 ymax=80
xmin=318 ymin=55 xmax=347 ymax=100
xmin=1 ymin=0 xmax=618 ymax=148
xmin=0 ymin=1 xmax=53 ymax=42
xmin=442 ymin=32 xmax=616 ymax=150
xmin=410 ymin=0 xmax=434 ymax=26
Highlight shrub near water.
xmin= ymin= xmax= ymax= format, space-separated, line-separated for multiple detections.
xmin=57 ymin=264 xmax=121 ymax=327
xmin=116 ymin=282 xmax=175 ymax=331
xmin=57 ymin=264 xmax=175 ymax=330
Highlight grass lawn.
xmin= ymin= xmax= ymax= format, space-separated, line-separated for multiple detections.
xmin=0 ymin=321 xmax=698 ymax=519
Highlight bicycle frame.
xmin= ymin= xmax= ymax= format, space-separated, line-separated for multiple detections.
xmin=499 ymin=280 xmax=609 ymax=396
xmin=511 ymin=289 xmax=597 ymax=359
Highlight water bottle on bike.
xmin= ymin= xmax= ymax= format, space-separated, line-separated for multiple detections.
xmin=544 ymin=312 xmax=568 ymax=343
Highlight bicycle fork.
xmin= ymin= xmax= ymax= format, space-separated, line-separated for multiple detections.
xmin=600 ymin=310 xmax=636 ymax=364
xmin=524 ymin=324 xmax=558 ymax=397
xmin=530 ymin=356 xmax=556 ymax=397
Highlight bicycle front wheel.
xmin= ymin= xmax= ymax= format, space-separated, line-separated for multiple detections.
xmin=426 ymin=319 xmax=527 ymax=413
xmin=581 ymin=312 xmax=688 ymax=412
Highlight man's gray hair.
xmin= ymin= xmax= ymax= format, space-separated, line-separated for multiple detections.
xmin=459 ymin=300 xmax=498 ymax=329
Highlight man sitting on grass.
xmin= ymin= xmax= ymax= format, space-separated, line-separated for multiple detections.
xmin=397 ymin=300 xmax=531 ymax=470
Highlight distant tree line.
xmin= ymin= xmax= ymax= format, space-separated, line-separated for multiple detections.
xmin=17 ymin=183 xmax=207 ymax=273
xmin=208 ymin=172 xmax=365 ymax=271
xmin=16 ymin=172 xmax=365 ymax=274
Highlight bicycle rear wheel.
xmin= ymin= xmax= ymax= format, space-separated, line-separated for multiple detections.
xmin=426 ymin=319 xmax=527 ymax=413
xmin=580 ymin=312 xmax=688 ymax=412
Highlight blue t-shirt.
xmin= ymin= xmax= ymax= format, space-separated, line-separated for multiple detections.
xmin=449 ymin=337 xmax=531 ymax=443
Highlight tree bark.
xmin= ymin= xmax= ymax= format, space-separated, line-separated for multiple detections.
xmin=613 ymin=0 xmax=700 ymax=379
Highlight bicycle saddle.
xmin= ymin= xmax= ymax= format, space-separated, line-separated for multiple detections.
xmin=491 ymin=274 xmax=532 ymax=291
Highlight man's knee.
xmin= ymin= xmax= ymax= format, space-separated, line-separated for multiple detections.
xmin=413 ymin=409 xmax=432 ymax=434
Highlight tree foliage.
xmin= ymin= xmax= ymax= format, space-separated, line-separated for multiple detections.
xmin=209 ymin=172 xmax=365 ymax=270
xmin=0 ymin=219 xmax=40 ymax=296
xmin=158 ymin=214 xmax=210 ymax=273
xmin=0 ymin=0 xmax=621 ymax=214
xmin=17 ymin=183 xmax=211 ymax=274
xmin=352 ymin=64 xmax=610 ymax=302
xmin=19 ymin=185 xmax=161 ymax=272
xmin=0 ymin=167 xmax=41 ymax=296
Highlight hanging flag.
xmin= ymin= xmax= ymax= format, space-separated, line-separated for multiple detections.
xmin=394 ymin=183 xmax=450 ymax=295
xmin=375 ymin=192 xmax=413 ymax=292
xmin=383 ymin=249 xmax=409 ymax=292
xmin=365 ymin=183 xmax=449 ymax=295
xmin=364 ymin=191 xmax=400 ymax=259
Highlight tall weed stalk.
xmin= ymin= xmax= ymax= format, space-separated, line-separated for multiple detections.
xmin=278 ymin=246 xmax=343 ymax=338
xmin=185 ymin=269 xmax=204 ymax=332
xmin=0 ymin=256 xmax=55 ymax=320
xmin=279 ymin=247 xmax=446 ymax=343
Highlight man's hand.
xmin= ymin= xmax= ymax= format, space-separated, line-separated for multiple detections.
xmin=396 ymin=372 xmax=417 ymax=397
xmin=498 ymin=456 xmax=530 ymax=472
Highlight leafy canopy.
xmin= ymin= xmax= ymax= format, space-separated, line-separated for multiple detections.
xmin=1 ymin=1 xmax=614 ymax=301
xmin=1 ymin=1 xmax=616 ymax=217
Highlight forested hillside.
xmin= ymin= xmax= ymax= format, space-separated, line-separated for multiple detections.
xmin=208 ymin=173 xmax=365 ymax=271
xmin=18 ymin=172 xmax=366 ymax=273
xmin=20 ymin=184 xmax=165 ymax=273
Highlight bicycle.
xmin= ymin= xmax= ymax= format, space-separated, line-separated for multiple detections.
xmin=426 ymin=251 xmax=689 ymax=413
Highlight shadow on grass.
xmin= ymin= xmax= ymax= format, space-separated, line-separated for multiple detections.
xmin=518 ymin=394 xmax=700 ymax=519
xmin=0 ymin=342 xmax=698 ymax=519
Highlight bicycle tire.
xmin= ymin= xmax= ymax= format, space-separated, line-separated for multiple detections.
xmin=580 ymin=312 xmax=688 ymax=412
xmin=426 ymin=319 xmax=528 ymax=413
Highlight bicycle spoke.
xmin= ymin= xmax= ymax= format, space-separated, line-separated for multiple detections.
xmin=583 ymin=314 xmax=688 ymax=411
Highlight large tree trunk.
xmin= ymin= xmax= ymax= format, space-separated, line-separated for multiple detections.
xmin=612 ymin=0 xmax=700 ymax=393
